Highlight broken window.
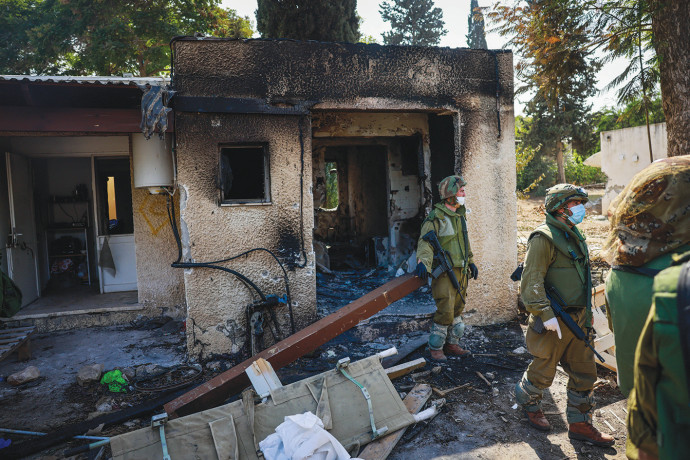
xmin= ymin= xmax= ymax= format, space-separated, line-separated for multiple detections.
xmin=324 ymin=161 xmax=339 ymax=210
xmin=219 ymin=144 xmax=271 ymax=204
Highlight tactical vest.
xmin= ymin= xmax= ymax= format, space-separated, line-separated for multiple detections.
xmin=426 ymin=207 xmax=470 ymax=269
xmin=528 ymin=217 xmax=591 ymax=310
xmin=650 ymin=251 xmax=690 ymax=458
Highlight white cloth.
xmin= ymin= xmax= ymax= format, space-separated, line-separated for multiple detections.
xmin=259 ymin=412 xmax=362 ymax=460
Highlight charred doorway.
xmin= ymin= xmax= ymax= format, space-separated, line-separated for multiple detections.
xmin=313 ymin=144 xmax=389 ymax=269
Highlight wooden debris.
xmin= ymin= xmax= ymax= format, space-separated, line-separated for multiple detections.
xmin=603 ymin=420 xmax=616 ymax=432
xmin=410 ymin=370 xmax=431 ymax=381
xmin=476 ymin=371 xmax=492 ymax=387
xmin=432 ymin=383 xmax=470 ymax=397
xmin=384 ymin=358 xmax=426 ymax=380
xmin=608 ymin=409 xmax=625 ymax=425
xmin=500 ymin=415 xmax=509 ymax=423
xmin=166 ymin=274 xmax=424 ymax=417
xmin=380 ymin=335 xmax=428 ymax=369
xmin=0 ymin=326 xmax=35 ymax=362
xmin=358 ymin=384 xmax=432 ymax=460
xmin=472 ymin=353 xmax=498 ymax=357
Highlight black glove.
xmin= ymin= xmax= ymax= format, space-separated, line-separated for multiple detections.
xmin=415 ymin=262 xmax=429 ymax=281
xmin=469 ymin=263 xmax=479 ymax=280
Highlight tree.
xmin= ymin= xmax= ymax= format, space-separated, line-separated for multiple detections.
xmin=490 ymin=1 xmax=600 ymax=183
xmin=649 ymin=0 xmax=690 ymax=158
xmin=256 ymin=0 xmax=359 ymax=42
xmin=467 ymin=0 xmax=488 ymax=49
xmin=379 ymin=0 xmax=447 ymax=46
xmin=0 ymin=0 xmax=253 ymax=76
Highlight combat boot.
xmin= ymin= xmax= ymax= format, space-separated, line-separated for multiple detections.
xmin=429 ymin=348 xmax=447 ymax=361
xmin=525 ymin=409 xmax=551 ymax=431
xmin=444 ymin=343 xmax=470 ymax=356
xmin=568 ymin=422 xmax=615 ymax=447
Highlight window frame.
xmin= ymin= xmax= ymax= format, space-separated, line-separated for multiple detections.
xmin=218 ymin=143 xmax=272 ymax=206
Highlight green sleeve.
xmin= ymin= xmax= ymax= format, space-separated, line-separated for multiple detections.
xmin=416 ymin=218 xmax=436 ymax=272
xmin=626 ymin=306 xmax=660 ymax=458
xmin=520 ymin=235 xmax=555 ymax=321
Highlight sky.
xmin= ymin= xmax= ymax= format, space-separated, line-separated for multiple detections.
xmin=222 ymin=0 xmax=626 ymax=116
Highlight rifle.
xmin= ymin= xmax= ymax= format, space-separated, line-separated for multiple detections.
xmin=422 ymin=230 xmax=464 ymax=303
xmin=511 ymin=262 xmax=605 ymax=363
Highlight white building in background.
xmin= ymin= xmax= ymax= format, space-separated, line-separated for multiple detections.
xmin=585 ymin=122 xmax=668 ymax=213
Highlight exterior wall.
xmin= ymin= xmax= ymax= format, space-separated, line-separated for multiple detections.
xmin=600 ymin=123 xmax=668 ymax=212
xmin=175 ymin=113 xmax=314 ymax=358
xmin=173 ymin=39 xmax=516 ymax=355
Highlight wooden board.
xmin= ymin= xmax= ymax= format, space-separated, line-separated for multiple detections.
xmin=385 ymin=358 xmax=426 ymax=380
xmin=0 ymin=326 xmax=35 ymax=362
xmin=358 ymin=384 xmax=432 ymax=460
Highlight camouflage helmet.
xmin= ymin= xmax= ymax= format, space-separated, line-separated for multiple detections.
xmin=438 ymin=175 xmax=467 ymax=200
xmin=544 ymin=184 xmax=589 ymax=213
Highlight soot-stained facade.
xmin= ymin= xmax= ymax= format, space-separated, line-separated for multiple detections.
xmin=171 ymin=38 xmax=517 ymax=357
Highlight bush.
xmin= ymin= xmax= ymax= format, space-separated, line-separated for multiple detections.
xmin=565 ymin=151 xmax=607 ymax=185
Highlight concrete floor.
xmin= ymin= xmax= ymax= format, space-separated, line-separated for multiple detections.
xmin=7 ymin=286 xmax=139 ymax=319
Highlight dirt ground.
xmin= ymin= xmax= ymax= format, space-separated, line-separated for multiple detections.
xmin=0 ymin=192 xmax=623 ymax=459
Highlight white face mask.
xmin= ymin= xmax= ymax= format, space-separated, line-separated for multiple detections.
xmin=456 ymin=196 xmax=466 ymax=206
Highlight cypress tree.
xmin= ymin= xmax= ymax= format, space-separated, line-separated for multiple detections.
xmin=256 ymin=0 xmax=360 ymax=42
xmin=379 ymin=0 xmax=447 ymax=46
xmin=466 ymin=0 xmax=487 ymax=49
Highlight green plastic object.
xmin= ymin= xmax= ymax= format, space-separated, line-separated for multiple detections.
xmin=100 ymin=370 xmax=128 ymax=393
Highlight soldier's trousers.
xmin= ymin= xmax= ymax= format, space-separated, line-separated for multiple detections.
xmin=517 ymin=308 xmax=598 ymax=423
xmin=431 ymin=267 xmax=468 ymax=325
xmin=428 ymin=267 xmax=468 ymax=350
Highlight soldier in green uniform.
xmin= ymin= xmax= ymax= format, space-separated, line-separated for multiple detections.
xmin=415 ymin=175 xmax=478 ymax=361
xmin=626 ymin=250 xmax=690 ymax=460
xmin=604 ymin=156 xmax=690 ymax=398
xmin=515 ymin=184 xmax=614 ymax=447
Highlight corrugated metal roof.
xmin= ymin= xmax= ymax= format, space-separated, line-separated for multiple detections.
xmin=0 ymin=75 xmax=169 ymax=86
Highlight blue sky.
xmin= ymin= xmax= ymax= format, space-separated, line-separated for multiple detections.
xmin=222 ymin=0 xmax=626 ymax=115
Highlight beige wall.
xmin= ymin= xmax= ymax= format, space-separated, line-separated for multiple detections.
xmin=601 ymin=123 xmax=667 ymax=212
xmin=176 ymin=113 xmax=315 ymax=358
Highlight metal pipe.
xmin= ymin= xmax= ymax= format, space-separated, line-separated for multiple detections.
xmin=0 ymin=428 xmax=109 ymax=441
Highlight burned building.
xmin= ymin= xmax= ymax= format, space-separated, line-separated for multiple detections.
xmin=171 ymin=38 xmax=517 ymax=357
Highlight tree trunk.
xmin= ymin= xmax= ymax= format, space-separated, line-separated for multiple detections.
xmin=556 ymin=140 xmax=566 ymax=183
xmin=651 ymin=0 xmax=690 ymax=158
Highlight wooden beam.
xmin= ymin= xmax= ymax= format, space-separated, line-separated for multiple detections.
xmin=165 ymin=274 xmax=425 ymax=417
xmin=358 ymin=384 xmax=432 ymax=460
xmin=0 ymin=106 xmax=163 ymax=133
xmin=385 ymin=358 xmax=426 ymax=380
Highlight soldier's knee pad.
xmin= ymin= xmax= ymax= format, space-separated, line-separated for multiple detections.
xmin=515 ymin=374 xmax=543 ymax=410
xmin=428 ymin=322 xmax=447 ymax=350
xmin=446 ymin=316 xmax=466 ymax=344
xmin=566 ymin=389 xmax=595 ymax=423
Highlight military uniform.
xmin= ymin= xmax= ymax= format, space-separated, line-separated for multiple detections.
xmin=604 ymin=156 xmax=690 ymax=399
xmin=417 ymin=202 xmax=473 ymax=348
xmin=626 ymin=251 xmax=690 ymax=460
xmin=415 ymin=175 xmax=476 ymax=356
xmin=517 ymin=212 xmax=596 ymax=424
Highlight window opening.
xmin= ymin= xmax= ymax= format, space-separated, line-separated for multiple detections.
xmin=324 ymin=161 xmax=339 ymax=210
xmin=220 ymin=145 xmax=270 ymax=204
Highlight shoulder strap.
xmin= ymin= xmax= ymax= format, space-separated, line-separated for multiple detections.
xmin=677 ymin=259 xmax=690 ymax=398
xmin=612 ymin=265 xmax=663 ymax=278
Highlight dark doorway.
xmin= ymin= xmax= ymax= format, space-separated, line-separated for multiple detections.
xmin=94 ymin=158 xmax=133 ymax=236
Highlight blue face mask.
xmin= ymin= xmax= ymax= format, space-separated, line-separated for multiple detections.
xmin=568 ymin=203 xmax=586 ymax=225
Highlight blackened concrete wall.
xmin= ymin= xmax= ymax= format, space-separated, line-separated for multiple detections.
xmin=173 ymin=39 xmax=516 ymax=357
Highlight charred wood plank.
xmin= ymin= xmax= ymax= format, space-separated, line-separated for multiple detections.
xmin=165 ymin=274 xmax=424 ymax=417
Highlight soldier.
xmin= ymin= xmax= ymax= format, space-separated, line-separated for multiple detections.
xmin=415 ymin=175 xmax=478 ymax=362
xmin=604 ymin=156 xmax=690 ymax=397
xmin=626 ymin=250 xmax=690 ymax=460
xmin=515 ymin=184 xmax=614 ymax=447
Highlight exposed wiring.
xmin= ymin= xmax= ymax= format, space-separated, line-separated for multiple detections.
xmin=295 ymin=116 xmax=308 ymax=269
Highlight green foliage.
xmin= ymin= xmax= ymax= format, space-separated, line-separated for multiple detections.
xmin=564 ymin=151 xmax=607 ymax=186
xmin=379 ymin=0 xmax=447 ymax=46
xmin=466 ymin=0 xmax=487 ymax=49
xmin=0 ymin=0 xmax=253 ymax=76
xmin=324 ymin=162 xmax=339 ymax=209
xmin=256 ymin=0 xmax=359 ymax=42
